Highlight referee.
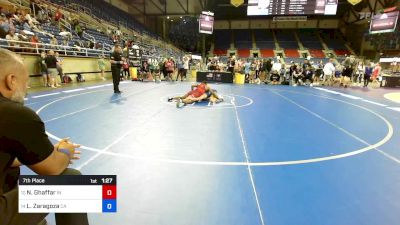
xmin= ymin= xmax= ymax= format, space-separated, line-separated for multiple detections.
xmin=110 ymin=45 xmax=123 ymax=94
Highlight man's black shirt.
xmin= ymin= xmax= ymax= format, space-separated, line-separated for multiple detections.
xmin=0 ymin=94 xmax=53 ymax=195
xmin=110 ymin=51 xmax=122 ymax=68
xmin=45 ymin=55 xmax=58 ymax=69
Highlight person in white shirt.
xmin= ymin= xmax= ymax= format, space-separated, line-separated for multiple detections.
xmin=355 ymin=61 xmax=365 ymax=85
xmin=183 ymin=56 xmax=190 ymax=80
xmin=5 ymin=30 xmax=20 ymax=50
xmin=271 ymin=60 xmax=282 ymax=73
xmin=323 ymin=58 xmax=335 ymax=86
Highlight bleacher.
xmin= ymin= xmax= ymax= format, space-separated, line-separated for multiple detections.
xmin=48 ymin=0 xmax=157 ymax=38
xmin=84 ymin=28 xmax=113 ymax=46
xmin=284 ymin=49 xmax=299 ymax=58
xmin=275 ymin=30 xmax=299 ymax=49
xmin=320 ymin=30 xmax=350 ymax=56
xmin=214 ymin=29 xmax=231 ymax=55
xmin=311 ymin=58 xmax=330 ymax=64
xmin=284 ymin=57 xmax=304 ymax=64
xmin=234 ymin=30 xmax=252 ymax=49
xmin=309 ymin=49 xmax=326 ymax=58
xmin=254 ymin=29 xmax=275 ymax=50
xmin=213 ymin=49 xmax=227 ymax=56
xmin=260 ymin=49 xmax=275 ymax=58
xmin=237 ymin=49 xmax=250 ymax=58
xmin=298 ymin=30 xmax=323 ymax=49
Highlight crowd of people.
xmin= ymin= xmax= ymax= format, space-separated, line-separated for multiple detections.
xmin=205 ymin=55 xmax=385 ymax=88
xmin=0 ymin=1 xmax=135 ymax=55
xmin=1 ymin=1 xmax=389 ymax=91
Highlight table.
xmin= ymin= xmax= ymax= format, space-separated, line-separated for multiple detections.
xmin=196 ymin=71 xmax=233 ymax=83
xmin=381 ymin=75 xmax=400 ymax=88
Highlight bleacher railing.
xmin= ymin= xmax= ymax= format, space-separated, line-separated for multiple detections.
xmin=0 ymin=38 xmax=110 ymax=57
xmin=82 ymin=31 xmax=95 ymax=44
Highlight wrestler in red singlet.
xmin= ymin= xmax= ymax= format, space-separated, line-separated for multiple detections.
xmin=187 ymin=83 xmax=207 ymax=98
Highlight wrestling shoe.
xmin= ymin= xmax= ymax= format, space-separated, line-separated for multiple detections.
xmin=176 ymin=99 xmax=183 ymax=108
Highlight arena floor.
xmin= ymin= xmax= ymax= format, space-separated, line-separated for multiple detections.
xmin=23 ymin=81 xmax=400 ymax=225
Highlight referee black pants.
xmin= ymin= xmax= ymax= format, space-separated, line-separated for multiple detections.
xmin=1 ymin=168 xmax=89 ymax=225
xmin=111 ymin=66 xmax=121 ymax=92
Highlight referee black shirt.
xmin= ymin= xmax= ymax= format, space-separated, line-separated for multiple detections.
xmin=0 ymin=93 xmax=53 ymax=194
xmin=110 ymin=51 xmax=122 ymax=68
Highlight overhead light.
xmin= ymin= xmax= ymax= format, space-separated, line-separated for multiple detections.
xmin=171 ymin=19 xmax=174 ymax=22
xmin=167 ymin=16 xmax=170 ymax=19
xmin=180 ymin=16 xmax=182 ymax=18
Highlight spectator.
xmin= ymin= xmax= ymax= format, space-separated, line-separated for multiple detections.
xmin=54 ymin=7 xmax=63 ymax=26
xmin=175 ymin=59 xmax=184 ymax=81
xmin=121 ymin=58 xmax=130 ymax=80
xmin=0 ymin=48 xmax=89 ymax=225
xmin=301 ymin=59 xmax=312 ymax=80
xmin=371 ymin=62 xmax=382 ymax=85
xmin=264 ymin=58 xmax=272 ymax=81
xmin=249 ymin=59 xmax=257 ymax=83
xmin=0 ymin=16 xmax=8 ymax=38
xmin=341 ymin=56 xmax=354 ymax=88
xmin=270 ymin=70 xmax=281 ymax=85
xmin=59 ymin=27 xmax=72 ymax=41
xmin=165 ymin=58 xmax=175 ymax=81
xmin=55 ymin=52 xmax=64 ymax=83
xmin=255 ymin=59 xmax=261 ymax=84
xmin=62 ymin=39 xmax=68 ymax=46
xmin=355 ymin=60 xmax=365 ymax=85
xmin=45 ymin=50 xmax=60 ymax=88
xmin=95 ymin=42 xmax=102 ymax=50
xmin=5 ymin=30 xmax=20 ymax=51
xmin=271 ymin=59 xmax=282 ymax=74
xmin=314 ymin=60 xmax=324 ymax=85
xmin=115 ymin=28 xmax=122 ymax=38
xmin=183 ymin=56 xmax=189 ymax=81
xmin=75 ymin=23 xmax=83 ymax=38
xmin=289 ymin=61 xmax=296 ymax=78
xmin=303 ymin=65 xmax=314 ymax=86
xmin=24 ymin=12 xmax=38 ymax=26
xmin=50 ymin=36 xmax=58 ymax=49
xmin=292 ymin=64 xmax=303 ymax=86
xmin=244 ymin=59 xmax=251 ymax=82
xmin=22 ymin=19 xmax=31 ymax=31
xmin=6 ymin=16 xmax=15 ymax=33
xmin=38 ymin=51 xmax=48 ymax=87
xmin=323 ymin=58 xmax=335 ymax=86
xmin=30 ymin=34 xmax=40 ymax=51
xmin=98 ymin=54 xmax=106 ymax=81
xmin=160 ymin=58 xmax=167 ymax=80
xmin=363 ymin=62 xmax=373 ymax=87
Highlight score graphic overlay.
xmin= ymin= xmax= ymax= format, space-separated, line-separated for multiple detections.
xmin=19 ymin=175 xmax=117 ymax=213
xmin=247 ymin=0 xmax=338 ymax=16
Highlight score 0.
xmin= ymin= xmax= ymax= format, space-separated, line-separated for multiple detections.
xmin=100 ymin=176 xmax=117 ymax=213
